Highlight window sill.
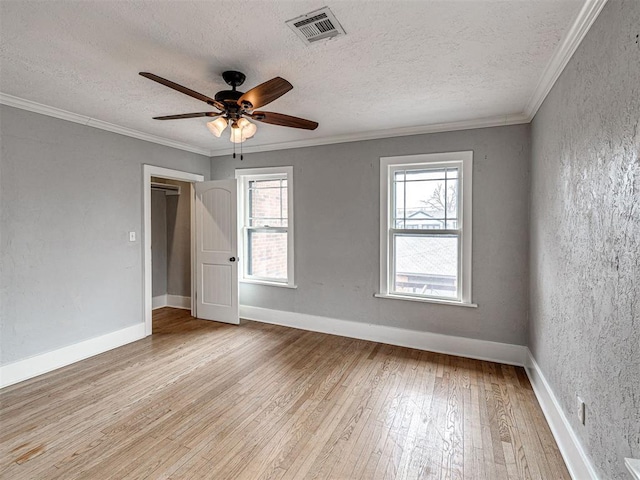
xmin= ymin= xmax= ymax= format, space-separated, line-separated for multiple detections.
xmin=240 ymin=280 xmax=298 ymax=289
xmin=374 ymin=293 xmax=478 ymax=308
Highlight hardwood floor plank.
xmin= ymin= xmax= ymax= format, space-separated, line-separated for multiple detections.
xmin=297 ymin=344 xmax=385 ymax=479
xmin=502 ymin=383 xmax=536 ymax=480
xmin=286 ymin=342 xmax=381 ymax=479
xmin=372 ymin=349 xmax=422 ymax=480
xmin=0 ymin=308 xmax=570 ymax=480
xmin=384 ymin=350 xmax=430 ymax=480
xmin=403 ymin=352 xmax=441 ymax=480
xmin=336 ymin=345 xmax=405 ymax=480
xmin=356 ymin=347 xmax=410 ymax=480
xmin=228 ymin=338 xmax=372 ymax=479
xmin=441 ymin=358 xmax=465 ymax=480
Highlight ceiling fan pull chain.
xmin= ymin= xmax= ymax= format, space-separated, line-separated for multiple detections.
xmin=233 ymin=140 xmax=236 ymax=159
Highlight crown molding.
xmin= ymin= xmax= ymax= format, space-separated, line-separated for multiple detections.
xmin=3 ymin=91 xmax=528 ymax=159
xmin=524 ymin=0 xmax=608 ymax=120
xmin=0 ymin=93 xmax=210 ymax=156
xmin=209 ymin=113 xmax=530 ymax=157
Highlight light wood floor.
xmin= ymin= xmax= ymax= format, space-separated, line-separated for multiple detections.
xmin=0 ymin=308 xmax=569 ymax=479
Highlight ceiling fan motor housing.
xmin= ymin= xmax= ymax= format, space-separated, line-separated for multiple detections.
xmin=217 ymin=71 xmax=249 ymax=116
xmin=222 ymin=70 xmax=246 ymax=88
xmin=214 ymin=89 xmax=243 ymax=104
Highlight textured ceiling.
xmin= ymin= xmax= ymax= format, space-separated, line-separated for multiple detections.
xmin=0 ymin=0 xmax=584 ymax=155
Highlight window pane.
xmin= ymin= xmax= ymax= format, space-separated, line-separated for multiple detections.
xmin=393 ymin=168 xmax=459 ymax=226
xmin=444 ymin=175 xmax=458 ymax=219
xmin=405 ymin=179 xmax=452 ymax=218
xmin=405 ymin=168 xmax=447 ymax=181
xmin=404 ymin=218 xmax=446 ymax=229
xmin=249 ymin=218 xmax=287 ymax=227
xmin=249 ymin=178 xmax=287 ymax=227
xmin=247 ymin=230 xmax=287 ymax=280
xmin=281 ymin=183 xmax=288 ymax=227
xmin=394 ymin=179 xmax=405 ymax=228
xmin=393 ymin=234 xmax=458 ymax=299
xmin=249 ymin=179 xmax=281 ymax=189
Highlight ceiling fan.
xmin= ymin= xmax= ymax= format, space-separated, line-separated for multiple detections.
xmin=139 ymin=70 xmax=318 ymax=144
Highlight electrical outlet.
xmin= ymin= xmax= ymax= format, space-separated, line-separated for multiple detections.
xmin=577 ymin=396 xmax=586 ymax=425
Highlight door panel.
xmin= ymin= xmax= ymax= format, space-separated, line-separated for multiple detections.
xmin=202 ymin=264 xmax=232 ymax=306
xmin=201 ymin=188 xmax=232 ymax=252
xmin=195 ymin=180 xmax=238 ymax=324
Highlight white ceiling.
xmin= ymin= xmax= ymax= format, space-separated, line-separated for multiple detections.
xmin=0 ymin=0 xmax=587 ymax=156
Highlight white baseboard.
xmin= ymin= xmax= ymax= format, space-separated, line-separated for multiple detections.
xmin=239 ymin=305 xmax=527 ymax=366
xmin=0 ymin=323 xmax=146 ymax=389
xmin=152 ymin=294 xmax=167 ymax=310
xmin=525 ymin=350 xmax=598 ymax=480
xmin=167 ymin=294 xmax=191 ymax=310
xmin=152 ymin=294 xmax=191 ymax=310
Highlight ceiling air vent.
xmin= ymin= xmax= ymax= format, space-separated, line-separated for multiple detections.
xmin=286 ymin=6 xmax=346 ymax=45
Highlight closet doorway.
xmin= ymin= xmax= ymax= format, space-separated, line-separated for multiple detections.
xmin=143 ymin=165 xmax=204 ymax=335
xmin=151 ymin=177 xmax=192 ymax=312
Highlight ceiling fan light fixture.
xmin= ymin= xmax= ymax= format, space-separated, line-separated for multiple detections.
xmin=237 ymin=118 xmax=257 ymax=139
xmin=206 ymin=117 xmax=228 ymax=137
xmin=230 ymin=124 xmax=245 ymax=143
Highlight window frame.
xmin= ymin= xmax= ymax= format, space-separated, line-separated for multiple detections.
xmin=236 ymin=166 xmax=295 ymax=288
xmin=377 ymin=151 xmax=475 ymax=306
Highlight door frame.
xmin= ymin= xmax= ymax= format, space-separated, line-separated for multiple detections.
xmin=143 ymin=164 xmax=204 ymax=336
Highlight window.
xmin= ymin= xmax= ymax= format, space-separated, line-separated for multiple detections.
xmin=236 ymin=166 xmax=295 ymax=287
xmin=378 ymin=152 xmax=473 ymax=305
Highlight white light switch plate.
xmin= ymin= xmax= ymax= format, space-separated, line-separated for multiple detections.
xmin=129 ymin=231 xmax=136 ymax=242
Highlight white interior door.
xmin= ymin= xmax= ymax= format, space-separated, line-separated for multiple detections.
xmin=194 ymin=180 xmax=239 ymax=324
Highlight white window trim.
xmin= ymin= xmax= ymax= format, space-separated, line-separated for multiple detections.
xmin=236 ymin=166 xmax=295 ymax=288
xmin=378 ymin=151 xmax=475 ymax=307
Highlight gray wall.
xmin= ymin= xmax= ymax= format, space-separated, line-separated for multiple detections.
xmin=151 ymin=189 xmax=167 ymax=297
xmin=150 ymin=179 xmax=192 ymax=299
xmin=529 ymin=1 xmax=640 ymax=478
xmin=0 ymin=105 xmax=210 ymax=365
xmin=211 ymin=124 xmax=531 ymax=345
xmin=165 ymin=179 xmax=191 ymax=297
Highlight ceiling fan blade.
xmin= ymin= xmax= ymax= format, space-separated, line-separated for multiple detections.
xmin=238 ymin=77 xmax=293 ymax=109
xmin=152 ymin=112 xmax=224 ymax=120
xmin=139 ymin=72 xmax=225 ymax=110
xmin=251 ymin=111 xmax=318 ymax=130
